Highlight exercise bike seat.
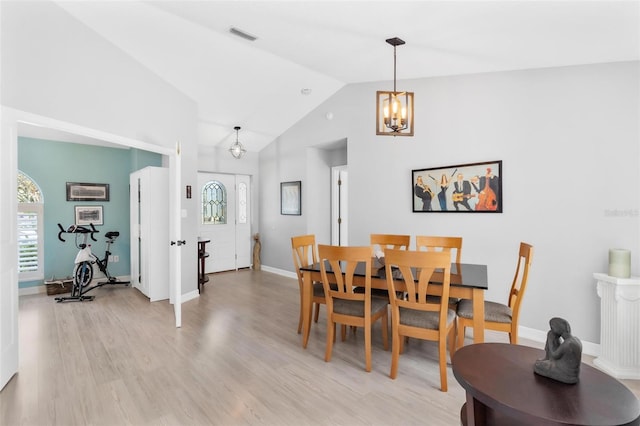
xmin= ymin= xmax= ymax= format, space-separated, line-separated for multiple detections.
xmin=105 ymin=231 xmax=120 ymax=239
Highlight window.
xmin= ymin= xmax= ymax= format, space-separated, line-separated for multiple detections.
xmin=17 ymin=171 xmax=44 ymax=281
xmin=238 ymin=182 xmax=247 ymax=224
xmin=202 ymin=180 xmax=227 ymax=224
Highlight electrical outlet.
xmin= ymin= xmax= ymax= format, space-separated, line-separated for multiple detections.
xmin=113 ymin=255 xmax=119 ymax=263
xmin=108 ymin=255 xmax=114 ymax=262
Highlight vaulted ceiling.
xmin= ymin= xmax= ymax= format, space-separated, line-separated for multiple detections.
xmin=21 ymin=1 xmax=640 ymax=152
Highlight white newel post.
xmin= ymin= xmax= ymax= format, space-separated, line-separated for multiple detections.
xmin=593 ymin=273 xmax=640 ymax=379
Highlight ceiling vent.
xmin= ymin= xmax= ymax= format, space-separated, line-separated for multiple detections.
xmin=229 ymin=27 xmax=257 ymax=42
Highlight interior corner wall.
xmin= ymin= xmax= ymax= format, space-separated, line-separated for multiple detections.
xmin=259 ymin=61 xmax=640 ymax=343
xmin=1 ymin=1 xmax=200 ymax=295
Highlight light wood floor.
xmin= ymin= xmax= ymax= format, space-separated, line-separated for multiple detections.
xmin=2 ymin=270 xmax=638 ymax=425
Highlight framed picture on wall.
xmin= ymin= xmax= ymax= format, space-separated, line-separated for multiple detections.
xmin=66 ymin=182 xmax=110 ymax=201
xmin=281 ymin=181 xmax=301 ymax=215
xmin=412 ymin=160 xmax=502 ymax=213
xmin=75 ymin=205 xmax=104 ymax=226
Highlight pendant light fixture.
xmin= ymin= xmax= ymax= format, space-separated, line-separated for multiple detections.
xmin=376 ymin=37 xmax=414 ymax=136
xmin=229 ymin=126 xmax=246 ymax=159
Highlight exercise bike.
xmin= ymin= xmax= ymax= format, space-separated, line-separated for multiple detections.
xmin=55 ymin=223 xmax=129 ymax=302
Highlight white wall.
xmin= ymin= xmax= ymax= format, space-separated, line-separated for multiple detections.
xmin=259 ymin=61 xmax=640 ymax=343
xmin=1 ymin=1 xmax=200 ymax=294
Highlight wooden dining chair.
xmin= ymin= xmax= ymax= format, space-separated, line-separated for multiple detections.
xmin=456 ymin=242 xmax=534 ymax=349
xmin=291 ymin=234 xmax=326 ymax=334
xmin=359 ymin=234 xmax=411 ymax=301
xmin=318 ymin=244 xmax=389 ymax=372
xmin=416 ymin=235 xmax=463 ymax=308
xmin=385 ymin=249 xmax=456 ymax=392
xmin=415 ymin=235 xmax=462 ymax=264
xmin=370 ymin=234 xmax=411 ymax=258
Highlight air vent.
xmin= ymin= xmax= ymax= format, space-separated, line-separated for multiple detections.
xmin=229 ymin=27 xmax=257 ymax=42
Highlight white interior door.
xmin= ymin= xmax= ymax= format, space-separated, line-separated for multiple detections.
xmin=169 ymin=146 xmax=181 ymax=327
xmin=0 ymin=113 xmax=19 ymax=390
xmin=198 ymin=173 xmax=251 ymax=273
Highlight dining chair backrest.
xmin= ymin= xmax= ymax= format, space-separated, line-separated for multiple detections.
xmin=318 ymin=245 xmax=372 ymax=301
xmin=370 ymin=234 xmax=411 ymax=257
xmin=291 ymin=234 xmax=318 ymax=277
xmin=507 ymin=242 xmax=534 ymax=321
xmin=415 ymin=235 xmax=463 ymax=264
xmin=385 ymin=249 xmax=451 ymax=314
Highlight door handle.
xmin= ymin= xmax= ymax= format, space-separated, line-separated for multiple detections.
xmin=171 ymin=240 xmax=187 ymax=246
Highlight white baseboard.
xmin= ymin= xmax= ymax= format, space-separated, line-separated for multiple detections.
xmin=261 ymin=265 xmax=297 ymax=280
xmin=181 ymin=290 xmax=200 ymax=303
xmin=19 ymin=275 xmax=133 ymax=298
xmin=517 ymin=326 xmax=599 ymax=357
xmin=19 ymin=285 xmax=46 ymax=296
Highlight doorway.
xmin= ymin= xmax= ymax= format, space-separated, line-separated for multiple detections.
xmin=1 ymin=109 xmax=181 ymax=391
xmin=197 ymin=172 xmax=251 ymax=272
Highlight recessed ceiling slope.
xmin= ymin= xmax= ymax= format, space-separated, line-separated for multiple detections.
xmin=51 ymin=1 xmax=639 ymax=152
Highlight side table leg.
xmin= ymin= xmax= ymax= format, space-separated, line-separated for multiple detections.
xmin=465 ymin=393 xmax=487 ymax=426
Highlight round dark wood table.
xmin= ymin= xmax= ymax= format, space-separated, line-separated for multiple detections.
xmin=452 ymin=343 xmax=640 ymax=426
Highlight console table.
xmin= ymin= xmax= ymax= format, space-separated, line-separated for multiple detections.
xmin=198 ymin=238 xmax=210 ymax=293
xmin=594 ymin=273 xmax=640 ymax=379
xmin=452 ymin=343 xmax=640 ymax=426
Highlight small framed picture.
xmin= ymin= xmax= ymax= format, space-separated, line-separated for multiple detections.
xmin=281 ymin=181 xmax=301 ymax=215
xmin=75 ymin=205 xmax=104 ymax=226
xmin=66 ymin=182 xmax=110 ymax=201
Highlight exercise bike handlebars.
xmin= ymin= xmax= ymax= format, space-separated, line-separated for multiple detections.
xmin=57 ymin=223 xmax=99 ymax=242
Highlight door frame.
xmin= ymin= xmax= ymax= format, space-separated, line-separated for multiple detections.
xmin=0 ymin=107 xmax=182 ymax=390
xmin=197 ymin=172 xmax=252 ymax=272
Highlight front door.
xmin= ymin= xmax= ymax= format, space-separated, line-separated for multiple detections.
xmin=197 ymin=173 xmax=251 ymax=273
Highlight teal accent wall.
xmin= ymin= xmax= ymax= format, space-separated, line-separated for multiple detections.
xmin=18 ymin=137 xmax=162 ymax=289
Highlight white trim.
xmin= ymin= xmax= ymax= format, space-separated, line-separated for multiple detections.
xmin=519 ymin=325 xmax=599 ymax=357
xmin=181 ymin=290 xmax=200 ymax=303
xmin=11 ymin=108 xmax=173 ymax=155
xmin=18 ymin=286 xmax=46 ymax=296
xmin=261 ymin=265 xmax=297 ymax=280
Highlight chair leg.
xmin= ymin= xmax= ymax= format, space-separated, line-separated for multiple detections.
xmin=341 ymin=324 xmax=347 ymax=341
xmin=438 ymin=337 xmax=448 ymax=392
xmin=364 ymin=322 xmax=372 ymax=372
xmin=297 ymin=285 xmax=304 ymax=334
xmin=448 ymin=324 xmax=456 ymax=360
xmin=390 ymin=329 xmax=400 ymax=379
xmin=510 ymin=323 xmax=518 ymax=344
xmin=381 ymin=312 xmax=389 ymax=351
xmin=314 ymin=303 xmax=320 ymax=323
xmin=325 ymin=319 xmax=335 ymax=362
xmin=456 ymin=319 xmax=466 ymax=350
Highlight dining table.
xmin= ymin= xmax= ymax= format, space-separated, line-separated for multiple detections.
xmin=298 ymin=258 xmax=489 ymax=349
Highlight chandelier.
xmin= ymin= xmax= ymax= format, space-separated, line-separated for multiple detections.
xmin=376 ymin=37 xmax=414 ymax=137
xmin=229 ymin=126 xmax=246 ymax=159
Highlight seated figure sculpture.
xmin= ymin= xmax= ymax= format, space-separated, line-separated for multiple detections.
xmin=534 ymin=317 xmax=582 ymax=384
